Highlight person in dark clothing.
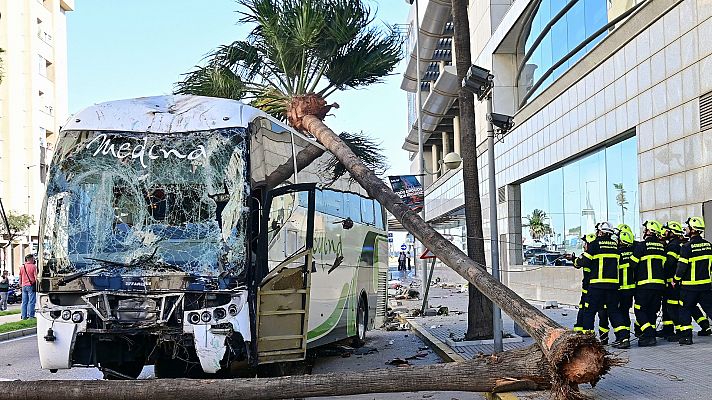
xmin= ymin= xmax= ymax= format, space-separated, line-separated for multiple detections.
xmin=659 ymin=221 xmax=712 ymax=341
xmin=673 ymin=217 xmax=712 ymax=345
xmin=612 ymin=230 xmax=636 ymax=349
xmin=578 ymin=221 xmax=629 ymax=347
xmin=632 ymin=220 xmax=666 ymax=347
xmin=573 ymin=233 xmax=610 ymax=343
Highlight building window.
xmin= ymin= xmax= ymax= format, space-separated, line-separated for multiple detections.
xmin=520 ymin=135 xmax=638 ymax=255
xmin=516 ymin=0 xmax=639 ymax=104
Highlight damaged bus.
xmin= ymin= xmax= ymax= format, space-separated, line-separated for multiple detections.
xmin=36 ymin=95 xmax=388 ymax=379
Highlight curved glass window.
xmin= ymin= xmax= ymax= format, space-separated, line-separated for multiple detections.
xmin=520 ymin=136 xmax=638 ymax=258
xmin=517 ymin=0 xmax=610 ymax=103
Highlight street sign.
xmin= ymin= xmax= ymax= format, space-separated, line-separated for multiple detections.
xmin=388 ymin=237 xmax=393 ymax=243
xmin=419 ymin=248 xmax=436 ymax=259
xmin=400 ymin=244 xmax=408 ymax=251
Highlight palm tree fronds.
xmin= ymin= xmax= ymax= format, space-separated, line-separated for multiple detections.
xmin=174 ymin=65 xmax=246 ymax=100
xmin=324 ymin=131 xmax=388 ymax=182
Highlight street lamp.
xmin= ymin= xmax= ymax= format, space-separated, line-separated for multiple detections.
xmin=26 ymin=165 xmax=37 ymax=215
xmin=462 ymin=64 xmax=514 ymax=353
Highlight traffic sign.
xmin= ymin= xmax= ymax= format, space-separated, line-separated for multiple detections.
xmin=400 ymin=244 xmax=408 ymax=251
xmin=419 ymin=248 xmax=436 ymax=259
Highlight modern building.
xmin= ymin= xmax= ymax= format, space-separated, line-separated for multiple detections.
xmin=403 ymin=0 xmax=712 ymax=304
xmin=0 ymin=0 xmax=74 ymax=273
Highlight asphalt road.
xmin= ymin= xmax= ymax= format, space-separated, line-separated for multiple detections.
xmin=0 ymin=329 xmax=483 ymax=399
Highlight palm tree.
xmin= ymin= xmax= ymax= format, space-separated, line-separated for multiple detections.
xmin=175 ymin=0 xmax=613 ymax=393
xmin=523 ymin=209 xmax=553 ymax=240
xmin=448 ymin=0 xmax=493 ymax=341
xmin=614 ymin=183 xmax=628 ymax=224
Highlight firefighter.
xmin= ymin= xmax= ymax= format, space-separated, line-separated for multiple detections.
xmin=578 ymin=222 xmax=628 ymax=346
xmin=611 ymin=229 xmax=635 ymax=349
xmin=660 ymin=221 xmax=712 ymax=340
xmin=673 ymin=217 xmax=712 ymax=345
xmin=573 ymin=233 xmax=610 ymax=342
xmin=632 ymin=220 xmax=666 ymax=347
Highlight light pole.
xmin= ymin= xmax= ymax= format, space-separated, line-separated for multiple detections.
xmin=26 ymin=164 xmax=37 ymax=216
xmin=405 ymin=0 xmax=428 ymax=287
xmin=462 ymin=65 xmax=514 ymax=353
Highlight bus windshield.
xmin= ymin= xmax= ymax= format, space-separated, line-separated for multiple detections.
xmin=41 ymin=128 xmax=248 ymax=278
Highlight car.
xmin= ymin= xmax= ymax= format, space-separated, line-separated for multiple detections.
xmin=528 ymin=252 xmax=568 ymax=266
xmin=523 ymin=247 xmax=549 ymax=259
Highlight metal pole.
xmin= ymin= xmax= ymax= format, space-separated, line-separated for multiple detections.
xmin=420 ymin=257 xmax=437 ymax=315
xmin=412 ymin=0 xmax=429 ymax=288
xmin=487 ymin=95 xmax=503 ymax=353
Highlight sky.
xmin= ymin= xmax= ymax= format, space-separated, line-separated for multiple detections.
xmin=66 ymin=0 xmax=412 ymax=177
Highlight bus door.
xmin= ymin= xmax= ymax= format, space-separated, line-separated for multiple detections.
xmin=257 ymin=184 xmax=315 ymax=364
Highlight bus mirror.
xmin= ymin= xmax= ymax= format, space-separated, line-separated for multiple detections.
xmin=341 ymin=218 xmax=354 ymax=230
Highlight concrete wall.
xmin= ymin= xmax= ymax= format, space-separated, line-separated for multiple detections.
xmin=506 ymin=265 xmax=583 ymax=306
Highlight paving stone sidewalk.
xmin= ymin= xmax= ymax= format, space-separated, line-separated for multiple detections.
xmin=392 ymin=266 xmax=712 ymax=399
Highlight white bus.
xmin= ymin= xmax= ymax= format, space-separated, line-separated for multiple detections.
xmin=36 ymin=95 xmax=388 ymax=378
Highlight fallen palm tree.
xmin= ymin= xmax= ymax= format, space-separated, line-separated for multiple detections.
xmin=1 ymin=346 xmax=552 ymax=400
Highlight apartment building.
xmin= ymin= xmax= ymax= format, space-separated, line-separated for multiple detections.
xmin=403 ymin=0 xmax=712 ymax=304
xmin=0 ymin=0 xmax=74 ymax=273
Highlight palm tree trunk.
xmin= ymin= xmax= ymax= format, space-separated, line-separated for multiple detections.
xmin=263 ymin=144 xmax=325 ymax=190
xmin=302 ymin=115 xmax=618 ymax=396
xmin=450 ymin=0 xmax=494 ymax=341
xmin=0 ymin=346 xmax=551 ymax=400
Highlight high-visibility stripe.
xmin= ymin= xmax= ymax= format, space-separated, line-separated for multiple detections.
xmin=634 ymin=304 xmax=641 ymax=310
xmin=667 ymin=251 xmax=680 ymax=259
xmin=663 ymin=320 xmax=674 ymax=325
xmin=697 ymin=316 xmax=708 ymax=323
xmin=583 ymin=268 xmax=591 ymax=272
xmin=614 ymin=326 xmax=630 ymax=332
xmin=638 ymin=278 xmax=665 ymax=285
xmin=598 ymin=326 xmax=610 ymax=333
xmin=630 ymin=255 xmax=640 ymax=263
xmin=582 ymin=252 xmax=593 ymax=259
xmin=681 ymin=255 xmax=712 ymax=285
xmin=585 ymin=302 xmax=589 ymax=308
xmin=573 ymin=326 xmax=584 ymax=332
xmin=678 ymin=257 xmax=689 ymax=264
xmin=640 ymin=322 xmax=652 ymax=331
xmin=638 ymin=254 xmax=666 ymax=286
xmin=581 ymin=289 xmax=588 ymax=294
xmin=666 ymin=299 xmax=680 ymax=305
xmin=678 ymin=325 xmax=693 ymax=331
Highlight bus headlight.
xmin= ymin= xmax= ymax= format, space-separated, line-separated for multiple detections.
xmin=228 ymin=304 xmax=239 ymax=317
xmin=188 ymin=312 xmax=200 ymax=324
xmin=213 ymin=307 xmax=226 ymax=321
xmin=200 ymin=311 xmax=212 ymax=323
xmin=71 ymin=311 xmax=84 ymax=323
xmin=61 ymin=310 xmax=71 ymax=321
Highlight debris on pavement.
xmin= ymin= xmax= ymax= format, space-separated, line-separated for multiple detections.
xmin=385 ymin=358 xmax=410 ymax=366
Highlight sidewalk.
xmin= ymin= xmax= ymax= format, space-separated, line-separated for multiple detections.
xmin=392 ymin=267 xmax=712 ymax=399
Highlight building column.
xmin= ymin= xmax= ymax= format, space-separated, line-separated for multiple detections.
xmin=453 ymin=116 xmax=461 ymax=156
xmin=431 ymin=144 xmax=439 ymax=181
xmin=442 ymin=131 xmax=450 ymax=157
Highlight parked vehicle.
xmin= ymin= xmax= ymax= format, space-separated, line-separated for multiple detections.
xmin=527 ymin=252 xmax=569 ymax=266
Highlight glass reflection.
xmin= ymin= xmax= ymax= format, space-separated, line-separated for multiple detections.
xmin=521 ymin=136 xmax=638 ymax=259
xmin=517 ymin=0 xmax=639 ymax=104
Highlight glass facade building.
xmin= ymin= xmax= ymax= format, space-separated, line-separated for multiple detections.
xmin=518 ymin=0 xmax=612 ymax=102
xmin=520 ymin=135 xmax=638 ymax=254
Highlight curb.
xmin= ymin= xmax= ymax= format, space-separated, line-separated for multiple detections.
xmin=398 ymin=315 xmax=521 ymax=400
xmin=397 ymin=315 xmax=465 ymax=362
xmin=0 ymin=327 xmax=37 ymax=342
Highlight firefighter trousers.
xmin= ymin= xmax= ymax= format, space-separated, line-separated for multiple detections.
xmin=581 ymin=287 xmax=627 ymax=340
xmin=635 ymin=289 xmax=662 ymax=338
xmin=618 ymin=290 xmax=634 ymax=333
xmin=678 ymin=290 xmax=712 ymax=337
xmin=660 ymin=285 xmax=679 ymax=335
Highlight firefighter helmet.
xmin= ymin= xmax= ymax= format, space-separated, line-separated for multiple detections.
xmin=617 ymin=223 xmax=633 ymax=234
xmin=619 ymin=230 xmax=635 ymax=245
xmin=685 ymin=216 xmax=705 ymax=231
xmin=663 ymin=221 xmax=684 ymax=236
xmin=643 ymin=220 xmax=663 ymax=236
xmin=596 ymin=221 xmax=615 ymax=235
xmin=581 ymin=233 xmax=596 ymax=243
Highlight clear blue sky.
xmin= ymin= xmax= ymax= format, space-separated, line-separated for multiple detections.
xmin=66 ymin=0 xmax=412 ymax=176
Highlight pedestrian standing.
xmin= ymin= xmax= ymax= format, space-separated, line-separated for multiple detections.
xmin=20 ymin=254 xmax=37 ymax=319
xmin=0 ymin=270 xmax=9 ymax=311
xmin=673 ymin=217 xmax=712 ymax=345
xmin=577 ymin=222 xmax=629 ymax=347
xmin=398 ymin=251 xmax=406 ymax=271
xmin=632 ymin=220 xmax=666 ymax=347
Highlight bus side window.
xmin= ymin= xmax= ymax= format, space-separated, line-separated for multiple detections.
xmin=360 ymin=197 xmax=375 ymax=226
xmin=374 ymin=202 xmax=385 ymax=229
xmin=344 ymin=193 xmax=362 ymax=224
xmin=322 ymin=190 xmax=343 ymax=218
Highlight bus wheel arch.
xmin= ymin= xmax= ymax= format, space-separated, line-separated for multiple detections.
xmin=353 ymin=292 xmax=368 ymax=347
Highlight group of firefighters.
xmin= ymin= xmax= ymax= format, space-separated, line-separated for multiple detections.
xmin=573 ymin=217 xmax=712 ymax=348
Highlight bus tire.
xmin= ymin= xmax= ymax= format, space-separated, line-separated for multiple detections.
xmin=352 ymin=295 xmax=367 ymax=348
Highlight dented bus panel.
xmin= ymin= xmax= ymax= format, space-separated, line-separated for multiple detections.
xmin=36 ymin=95 xmax=387 ymax=378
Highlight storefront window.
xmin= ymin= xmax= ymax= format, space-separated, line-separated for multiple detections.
xmin=520 ymin=135 xmax=638 ymax=256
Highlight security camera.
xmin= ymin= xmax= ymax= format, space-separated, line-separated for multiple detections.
xmin=442 ymin=152 xmax=462 ymax=170
xmin=487 ymin=113 xmax=515 ymax=133
xmin=462 ymin=65 xmax=494 ymax=100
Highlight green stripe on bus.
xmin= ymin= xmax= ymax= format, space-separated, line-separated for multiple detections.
xmin=307 ymin=284 xmax=349 ymax=340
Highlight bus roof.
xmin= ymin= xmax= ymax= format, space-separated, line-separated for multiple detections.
xmin=62 ymin=95 xmax=267 ymax=134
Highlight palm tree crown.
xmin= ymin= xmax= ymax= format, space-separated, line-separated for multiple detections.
xmin=523 ymin=209 xmax=553 ymax=240
xmin=175 ymin=0 xmax=402 ymax=130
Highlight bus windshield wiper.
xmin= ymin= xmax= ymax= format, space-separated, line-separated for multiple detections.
xmin=57 ymin=265 xmax=109 ymax=286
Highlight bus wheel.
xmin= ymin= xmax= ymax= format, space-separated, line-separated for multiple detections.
xmin=101 ymin=361 xmax=143 ymax=380
xmin=352 ymin=296 xmax=367 ymax=348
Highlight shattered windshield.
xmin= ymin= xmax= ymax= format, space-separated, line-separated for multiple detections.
xmin=41 ymin=128 xmax=248 ymax=278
